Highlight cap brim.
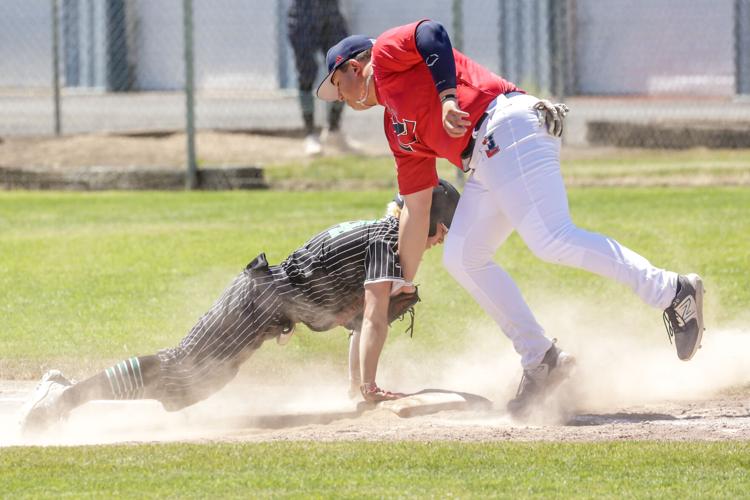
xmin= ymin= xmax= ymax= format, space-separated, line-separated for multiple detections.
xmin=316 ymin=70 xmax=339 ymax=101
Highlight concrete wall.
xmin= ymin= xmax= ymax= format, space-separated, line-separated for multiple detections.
xmin=133 ymin=0 xmax=279 ymax=91
xmin=346 ymin=0 xmax=502 ymax=76
xmin=1 ymin=0 xmax=744 ymax=95
xmin=575 ymin=0 xmax=735 ymax=95
xmin=0 ymin=0 xmax=52 ymax=88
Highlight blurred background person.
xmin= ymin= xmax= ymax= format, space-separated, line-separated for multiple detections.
xmin=287 ymin=0 xmax=362 ymax=156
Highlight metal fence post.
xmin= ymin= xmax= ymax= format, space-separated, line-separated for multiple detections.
xmin=52 ymin=0 xmax=62 ymax=136
xmin=736 ymin=0 xmax=750 ymax=95
xmin=277 ymin=0 xmax=288 ymax=89
xmin=452 ymin=0 xmax=465 ymax=186
xmin=452 ymin=0 xmax=463 ymax=51
xmin=183 ymin=0 xmax=197 ymax=189
xmin=549 ymin=0 xmax=575 ymax=99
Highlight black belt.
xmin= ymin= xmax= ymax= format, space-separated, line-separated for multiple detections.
xmin=459 ymin=112 xmax=489 ymax=169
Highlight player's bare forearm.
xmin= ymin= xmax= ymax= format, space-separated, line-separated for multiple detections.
xmin=359 ymin=282 xmax=391 ymax=384
xmin=398 ymin=188 xmax=432 ymax=287
xmin=348 ymin=329 xmax=362 ymax=397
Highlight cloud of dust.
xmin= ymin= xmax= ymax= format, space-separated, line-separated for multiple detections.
xmin=1 ymin=353 xmax=360 ymax=447
xmin=381 ymin=293 xmax=750 ymax=416
xmin=3 ymin=293 xmax=748 ymax=446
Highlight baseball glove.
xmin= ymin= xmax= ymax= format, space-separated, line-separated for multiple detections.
xmin=386 ymin=288 xmax=420 ymax=336
xmin=343 ymin=287 xmax=421 ymax=335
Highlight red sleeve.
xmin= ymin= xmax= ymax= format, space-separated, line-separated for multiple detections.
xmin=372 ymin=20 xmax=428 ymax=74
xmin=395 ymin=154 xmax=438 ymax=195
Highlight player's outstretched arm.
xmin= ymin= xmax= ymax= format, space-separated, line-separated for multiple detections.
xmin=348 ymin=329 xmax=362 ymax=399
xmin=397 ymin=187 xmax=432 ymax=292
xmin=359 ymin=281 xmax=391 ymax=385
xmin=358 ymin=281 xmax=405 ymax=402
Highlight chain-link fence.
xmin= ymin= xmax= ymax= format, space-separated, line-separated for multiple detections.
xmin=2 ymin=0 xmax=750 ymax=178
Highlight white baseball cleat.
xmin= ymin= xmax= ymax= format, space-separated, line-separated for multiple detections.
xmin=304 ymin=133 xmax=323 ymax=156
xmin=321 ymin=129 xmax=365 ymax=155
xmin=663 ymin=273 xmax=705 ymax=361
xmin=19 ymin=369 xmax=73 ymax=435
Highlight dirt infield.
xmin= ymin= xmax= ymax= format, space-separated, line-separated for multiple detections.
xmin=2 ymin=380 xmax=749 ymax=446
xmin=4 ymin=132 xmax=750 ymax=190
xmin=0 ymin=131 xmax=384 ymax=170
xmin=222 ymin=394 xmax=750 ymax=443
xmin=4 ymin=326 xmax=750 ymax=446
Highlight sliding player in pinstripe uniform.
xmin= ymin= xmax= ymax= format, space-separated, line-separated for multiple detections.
xmin=19 ymin=181 xmax=460 ymax=434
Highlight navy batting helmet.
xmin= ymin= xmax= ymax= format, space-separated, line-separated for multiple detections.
xmin=394 ymin=179 xmax=461 ymax=236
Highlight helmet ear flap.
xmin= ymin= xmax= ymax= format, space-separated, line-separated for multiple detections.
xmin=392 ymin=179 xmax=460 ymax=237
xmin=429 ymin=179 xmax=461 ymax=235
xmin=428 ymin=219 xmax=438 ymax=237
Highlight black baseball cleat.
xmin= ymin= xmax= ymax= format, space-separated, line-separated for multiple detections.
xmin=19 ymin=370 xmax=73 ymax=435
xmin=663 ymin=273 xmax=705 ymax=361
xmin=506 ymin=341 xmax=575 ymax=419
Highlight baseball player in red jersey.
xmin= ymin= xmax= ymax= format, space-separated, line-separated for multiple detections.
xmin=316 ymin=20 xmax=705 ymax=418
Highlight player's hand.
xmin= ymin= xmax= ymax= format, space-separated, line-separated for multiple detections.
xmin=533 ymin=99 xmax=569 ymax=138
xmin=442 ymin=98 xmax=471 ymax=138
xmin=360 ymin=382 xmax=406 ymax=403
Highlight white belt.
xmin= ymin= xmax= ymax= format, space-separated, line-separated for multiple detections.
xmin=460 ymin=92 xmax=524 ymax=171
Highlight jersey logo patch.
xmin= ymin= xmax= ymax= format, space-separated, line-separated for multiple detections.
xmin=482 ymin=133 xmax=500 ymax=158
xmin=391 ymin=117 xmax=418 ymax=152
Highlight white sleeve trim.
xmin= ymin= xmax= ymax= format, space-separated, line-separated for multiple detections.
xmin=364 ymin=276 xmax=404 ymax=286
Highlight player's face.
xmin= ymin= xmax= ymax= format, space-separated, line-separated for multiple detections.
xmin=425 ymin=223 xmax=449 ymax=249
xmin=331 ymin=61 xmax=373 ymax=111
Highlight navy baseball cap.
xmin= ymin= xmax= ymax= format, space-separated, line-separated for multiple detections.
xmin=316 ymin=35 xmax=374 ymax=101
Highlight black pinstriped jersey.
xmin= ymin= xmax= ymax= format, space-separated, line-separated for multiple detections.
xmin=272 ymin=216 xmax=402 ymax=331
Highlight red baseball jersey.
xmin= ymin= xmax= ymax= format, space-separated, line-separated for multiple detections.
xmin=373 ymin=20 xmax=520 ymax=195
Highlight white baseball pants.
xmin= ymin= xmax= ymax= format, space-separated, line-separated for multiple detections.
xmin=443 ymin=93 xmax=678 ymax=369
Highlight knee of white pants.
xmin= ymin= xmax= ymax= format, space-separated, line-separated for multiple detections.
xmin=443 ymin=234 xmax=484 ymax=284
xmin=526 ymin=227 xmax=578 ymax=265
xmin=529 ymin=238 xmax=565 ymax=264
xmin=444 ymin=232 xmax=497 ymax=276
xmin=442 ymin=234 xmax=466 ymax=279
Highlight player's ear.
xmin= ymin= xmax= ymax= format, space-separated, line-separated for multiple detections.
xmin=350 ymin=59 xmax=363 ymax=75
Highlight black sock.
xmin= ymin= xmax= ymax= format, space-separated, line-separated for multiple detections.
xmin=303 ymin=112 xmax=315 ymax=135
xmin=328 ymin=101 xmax=343 ymax=131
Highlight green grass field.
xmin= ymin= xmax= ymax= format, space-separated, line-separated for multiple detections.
xmin=2 ymin=441 xmax=749 ymax=498
xmin=2 ymin=173 xmax=749 ymax=497
xmin=265 ymin=148 xmax=750 ymax=189
xmin=1 ymin=186 xmax=748 ymax=377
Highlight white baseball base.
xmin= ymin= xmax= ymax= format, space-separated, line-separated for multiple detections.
xmin=379 ymin=390 xmax=492 ymax=418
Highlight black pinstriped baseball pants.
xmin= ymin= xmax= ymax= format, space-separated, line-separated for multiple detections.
xmin=155 ymin=258 xmax=291 ymax=411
